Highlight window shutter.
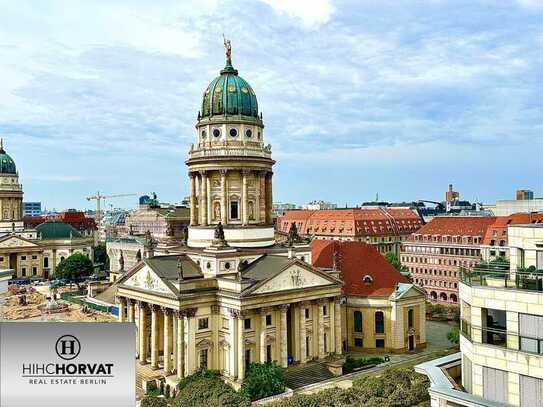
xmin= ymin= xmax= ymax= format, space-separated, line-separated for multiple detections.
xmin=483 ymin=367 xmax=507 ymax=403
xmin=520 ymin=314 xmax=543 ymax=339
xmin=520 ymin=375 xmax=543 ymax=407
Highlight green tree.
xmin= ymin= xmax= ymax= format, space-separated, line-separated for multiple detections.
xmin=384 ymin=252 xmax=408 ymax=273
xmin=447 ymin=327 xmax=460 ymax=344
xmin=241 ymin=362 xmax=286 ymax=401
xmin=140 ymin=396 xmax=168 ymax=407
xmin=93 ymin=244 xmax=109 ymax=270
xmin=55 ymin=253 xmax=94 ymax=283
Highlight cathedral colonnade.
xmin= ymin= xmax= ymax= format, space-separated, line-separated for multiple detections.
xmin=188 ymin=169 xmax=273 ymax=227
xmin=117 ymin=295 xmax=343 ymax=381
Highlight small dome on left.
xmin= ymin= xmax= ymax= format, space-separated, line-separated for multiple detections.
xmin=0 ymin=139 xmax=17 ymax=174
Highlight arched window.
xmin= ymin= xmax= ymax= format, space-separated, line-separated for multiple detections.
xmin=354 ymin=311 xmax=363 ymax=333
xmin=375 ymin=311 xmax=384 ymax=334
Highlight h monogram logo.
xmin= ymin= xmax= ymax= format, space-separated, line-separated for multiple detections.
xmin=55 ymin=335 xmax=81 ymax=360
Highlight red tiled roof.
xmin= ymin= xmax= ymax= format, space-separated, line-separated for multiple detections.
xmin=278 ymin=208 xmax=423 ymax=237
xmin=482 ymin=213 xmax=543 ymax=245
xmin=409 ymin=216 xmax=496 ymax=240
xmin=311 ymin=240 xmax=409 ymax=297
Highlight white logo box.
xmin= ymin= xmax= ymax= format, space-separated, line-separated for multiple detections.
xmin=0 ymin=322 xmax=136 ymax=407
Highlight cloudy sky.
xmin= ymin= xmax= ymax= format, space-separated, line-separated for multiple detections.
xmin=1 ymin=0 xmax=542 ymax=210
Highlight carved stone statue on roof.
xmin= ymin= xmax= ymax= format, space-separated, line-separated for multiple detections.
xmin=181 ymin=226 xmax=189 ymax=245
xmin=287 ymin=222 xmax=301 ymax=246
xmin=223 ymin=35 xmax=232 ymax=64
xmin=144 ymin=230 xmax=157 ymax=250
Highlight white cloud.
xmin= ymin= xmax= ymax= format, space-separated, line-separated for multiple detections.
xmin=258 ymin=0 xmax=334 ymax=28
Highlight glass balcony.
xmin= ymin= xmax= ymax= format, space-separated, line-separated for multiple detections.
xmin=460 ymin=268 xmax=543 ymax=292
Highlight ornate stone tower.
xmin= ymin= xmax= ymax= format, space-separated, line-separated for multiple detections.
xmin=186 ymin=41 xmax=275 ymax=248
xmin=0 ymin=139 xmax=23 ymax=227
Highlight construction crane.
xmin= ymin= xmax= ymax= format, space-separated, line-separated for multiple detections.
xmin=86 ymin=192 xmax=137 ymax=226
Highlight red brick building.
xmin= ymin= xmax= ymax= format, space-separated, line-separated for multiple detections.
xmin=278 ymin=208 xmax=423 ymax=255
xmin=401 ymin=216 xmax=496 ymax=304
xmin=480 ymin=212 xmax=543 ymax=262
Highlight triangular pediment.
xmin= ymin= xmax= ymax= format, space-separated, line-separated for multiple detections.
xmin=123 ymin=264 xmax=174 ymax=295
xmin=251 ymin=263 xmax=337 ymax=295
xmin=0 ymin=234 xmax=39 ymax=249
xmin=392 ymin=284 xmax=426 ymax=300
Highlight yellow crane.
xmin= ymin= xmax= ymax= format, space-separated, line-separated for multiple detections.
xmin=85 ymin=192 xmax=137 ymax=226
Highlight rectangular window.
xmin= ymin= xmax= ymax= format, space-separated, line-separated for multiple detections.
xmin=305 ymin=308 xmax=310 ymax=319
xmin=354 ymin=338 xmax=363 ymax=347
xmin=266 ymin=344 xmax=272 ymax=363
xmin=21 ymin=256 xmax=26 ymax=261
xmin=408 ymin=308 xmax=414 ymax=329
xmin=244 ymin=318 xmax=251 ymax=330
xmin=482 ymin=308 xmax=506 ymax=347
xmin=198 ymin=318 xmax=209 ymax=330
xmin=520 ymin=375 xmax=543 ymax=407
xmin=538 ymin=251 xmax=543 ymax=270
xmin=230 ymin=201 xmax=239 ymax=220
xmin=375 ymin=311 xmax=385 ymax=334
xmin=323 ymin=305 xmax=327 ymax=316
xmin=21 ymin=268 xmax=26 ymax=277
xmin=245 ymin=349 xmax=251 ymax=369
xmin=32 ymin=267 xmax=37 ymax=275
xmin=266 ymin=314 xmax=272 ymax=326
xmin=199 ymin=349 xmax=208 ymax=369
xmin=483 ymin=367 xmax=507 ymax=403
xmin=519 ymin=313 xmax=543 ymax=354
xmin=376 ymin=339 xmax=385 ymax=348
xmin=32 ymin=255 xmax=37 ymax=260
xmin=353 ymin=311 xmax=363 ymax=333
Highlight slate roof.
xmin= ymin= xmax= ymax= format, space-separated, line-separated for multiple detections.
xmin=145 ymin=255 xmax=202 ymax=280
xmin=312 ymin=240 xmax=409 ymax=297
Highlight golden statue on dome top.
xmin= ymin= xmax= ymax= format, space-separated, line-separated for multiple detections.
xmin=223 ymin=34 xmax=232 ymax=64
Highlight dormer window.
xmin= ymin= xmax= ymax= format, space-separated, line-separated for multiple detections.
xmin=363 ymin=275 xmax=373 ymax=285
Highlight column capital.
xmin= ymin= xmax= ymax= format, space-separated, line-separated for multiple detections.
xmin=241 ymin=169 xmax=252 ymax=176
xmin=259 ymin=307 xmax=270 ymax=316
xmin=161 ymin=306 xmax=173 ymax=316
xmin=184 ymin=307 xmax=197 ymax=318
xmin=299 ymin=301 xmax=310 ymax=308
xmin=149 ymin=304 xmax=160 ymax=313
xmin=334 ymin=296 xmax=344 ymax=305
xmin=317 ymin=298 xmax=329 ymax=305
xmin=219 ymin=169 xmax=228 ymax=176
xmin=199 ymin=170 xmax=208 ymax=177
xmin=278 ymin=304 xmax=290 ymax=313
xmin=229 ymin=308 xmax=240 ymax=319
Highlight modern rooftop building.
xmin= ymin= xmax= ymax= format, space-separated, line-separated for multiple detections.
xmin=416 ymin=223 xmax=543 ymax=407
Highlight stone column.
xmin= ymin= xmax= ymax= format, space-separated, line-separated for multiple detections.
xmin=260 ymin=308 xmax=268 ymax=363
xmin=163 ymin=307 xmax=172 ymax=375
xmin=118 ymin=297 xmax=126 ymax=322
xmin=334 ymin=298 xmax=342 ymax=354
xmin=299 ymin=302 xmax=307 ymax=363
xmin=190 ymin=173 xmax=197 ymax=226
xmin=279 ymin=305 xmax=289 ymax=368
xmin=185 ymin=308 xmax=197 ymax=375
xmin=139 ymin=302 xmax=148 ymax=365
xmin=176 ymin=310 xmax=185 ymax=380
xmin=206 ymin=171 xmax=212 ymax=223
xmin=259 ymin=171 xmax=266 ymax=224
xmin=230 ymin=309 xmax=240 ymax=378
xmin=242 ymin=170 xmax=249 ymax=226
xmin=265 ymin=172 xmax=273 ymax=224
xmin=220 ymin=169 xmax=228 ymax=224
xmin=238 ymin=315 xmax=246 ymax=380
xmin=127 ymin=299 xmax=135 ymax=323
xmin=318 ymin=300 xmax=325 ymax=358
xmin=200 ymin=171 xmax=208 ymax=226
xmin=150 ymin=305 xmax=159 ymax=370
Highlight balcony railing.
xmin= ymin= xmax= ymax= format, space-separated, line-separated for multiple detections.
xmin=460 ymin=269 xmax=543 ymax=292
xmin=464 ymin=325 xmax=543 ymax=356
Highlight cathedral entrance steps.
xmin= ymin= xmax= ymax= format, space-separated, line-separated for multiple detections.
xmin=285 ymin=361 xmax=335 ymax=389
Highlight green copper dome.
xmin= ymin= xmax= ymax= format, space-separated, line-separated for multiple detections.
xmin=0 ymin=141 xmax=17 ymax=174
xmin=201 ymin=60 xmax=258 ymax=119
xmin=36 ymin=220 xmax=82 ymax=240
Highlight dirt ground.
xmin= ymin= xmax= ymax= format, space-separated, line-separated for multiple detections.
xmin=2 ymin=285 xmax=116 ymax=322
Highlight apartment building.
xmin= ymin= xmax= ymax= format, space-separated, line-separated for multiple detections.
xmin=416 ymin=223 xmax=543 ymax=407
